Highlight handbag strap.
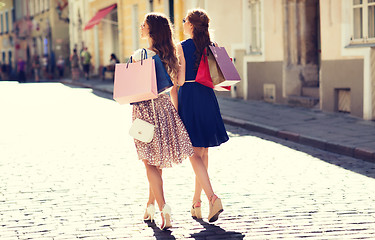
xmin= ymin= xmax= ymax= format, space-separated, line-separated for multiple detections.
xmin=151 ymin=99 xmax=156 ymax=127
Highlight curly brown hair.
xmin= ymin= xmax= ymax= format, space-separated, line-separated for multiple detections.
xmin=145 ymin=13 xmax=178 ymax=81
xmin=186 ymin=9 xmax=211 ymax=67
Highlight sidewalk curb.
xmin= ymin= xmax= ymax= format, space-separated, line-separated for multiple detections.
xmin=60 ymin=79 xmax=375 ymax=163
xmin=222 ymin=115 xmax=375 ymax=163
xmin=60 ymin=79 xmax=114 ymax=94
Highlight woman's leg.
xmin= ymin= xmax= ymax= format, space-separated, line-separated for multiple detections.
xmin=190 ymin=147 xmax=214 ymax=202
xmin=143 ymin=160 xmax=165 ymax=211
xmin=192 ymin=148 xmax=209 ymax=204
xmin=147 ymin=168 xmax=162 ymax=206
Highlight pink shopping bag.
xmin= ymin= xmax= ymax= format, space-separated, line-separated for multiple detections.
xmin=113 ymin=58 xmax=158 ymax=104
xmin=208 ymin=45 xmax=241 ymax=87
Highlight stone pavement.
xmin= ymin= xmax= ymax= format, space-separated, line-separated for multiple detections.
xmin=1 ymin=81 xmax=375 ymax=239
xmin=60 ymin=77 xmax=375 ymax=163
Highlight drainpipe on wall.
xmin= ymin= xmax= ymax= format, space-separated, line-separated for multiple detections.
xmin=94 ymin=25 xmax=99 ymax=75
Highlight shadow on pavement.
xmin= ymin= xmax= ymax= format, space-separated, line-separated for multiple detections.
xmin=144 ymin=220 xmax=176 ymax=240
xmin=190 ymin=219 xmax=245 ymax=239
xmin=92 ymin=89 xmax=113 ymax=100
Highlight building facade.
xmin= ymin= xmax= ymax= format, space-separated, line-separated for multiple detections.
xmin=224 ymin=0 xmax=374 ymax=120
xmin=320 ymin=0 xmax=374 ymax=120
xmin=6 ymin=0 xmax=374 ymax=120
xmin=0 ymin=0 xmax=15 ymax=78
xmin=72 ymin=0 xmax=183 ymax=75
xmin=11 ymin=0 xmax=69 ymax=79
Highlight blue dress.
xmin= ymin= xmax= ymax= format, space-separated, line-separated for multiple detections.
xmin=178 ymin=39 xmax=229 ymax=148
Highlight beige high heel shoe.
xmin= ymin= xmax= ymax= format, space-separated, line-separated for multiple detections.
xmin=160 ymin=204 xmax=172 ymax=230
xmin=143 ymin=204 xmax=155 ymax=222
xmin=208 ymin=195 xmax=223 ymax=222
xmin=191 ymin=200 xmax=202 ymax=219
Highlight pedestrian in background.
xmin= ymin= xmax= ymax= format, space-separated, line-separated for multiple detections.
xmin=131 ymin=13 xmax=194 ymax=230
xmin=0 ymin=61 xmax=3 ymax=80
xmin=70 ymin=49 xmax=80 ymax=82
xmin=42 ymin=54 xmax=49 ymax=79
xmin=50 ymin=51 xmax=56 ymax=79
xmin=32 ymin=55 xmax=41 ymax=82
xmin=81 ymin=47 xmax=91 ymax=80
xmin=102 ymin=53 xmax=119 ymax=80
xmin=17 ymin=58 xmax=26 ymax=83
xmin=56 ymin=55 xmax=65 ymax=79
xmin=174 ymin=9 xmax=228 ymax=223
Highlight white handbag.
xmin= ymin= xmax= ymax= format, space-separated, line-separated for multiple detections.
xmin=129 ymin=99 xmax=156 ymax=143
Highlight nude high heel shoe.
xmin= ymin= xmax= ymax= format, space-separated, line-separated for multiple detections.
xmin=143 ymin=204 xmax=155 ymax=222
xmin=191 ymin=200 xmax=202 ymax=219
xmin=160 ymin=204 xmax=172 ymax=230
xmin=208 ymin=195 xmax=223 ymax=222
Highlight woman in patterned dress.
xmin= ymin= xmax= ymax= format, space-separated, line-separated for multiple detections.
xmin=173 ymin=9 xmax=229 ymax=223
xmin=132 ymin=13 xmax=194 ymax=230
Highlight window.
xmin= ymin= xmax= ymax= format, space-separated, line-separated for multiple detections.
xmin=246 ymin=0 xmax=262 ymax=54
xmin=352 ymin=0 xmax=375 ymax=42
xmin=5 ymin=11 xmax=9 ymax=33
xmin=0 ymin=13 xmax=3 ymax=34
xmin=12 ymin=8 xmax=15 ymax=25
xmin=169 ymin=0 xmax=174 ymax=24
xmin=8 ymin=51 xmax=12 ymax=66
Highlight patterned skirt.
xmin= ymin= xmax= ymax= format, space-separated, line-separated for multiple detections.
xmin=132 ymin=94 xmax=194 ymax=168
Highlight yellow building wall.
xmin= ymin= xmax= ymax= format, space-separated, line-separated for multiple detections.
xmin=204 ymin=0 xmax=243 ymax=54
xmin=263 ymin=0 xmax=283 ymax=61
xmin=320 ymin=0 xmax=362 ymax=61
xmin=121 ymin=0 xmax=147 ymax=58
xmin=320 ymin=0 xmax=343 ymax=61
xmin=87 ymin=0 xmax=117 ymax=67
xmin=85 ymin=0 xmax=187 ymax=65
xmin=153 ymin=1 xmax=165 ymax=13
xmin=0 ymin=0 xmax=14 ymax=65
xmin=174 ymin=0 xmax=185 ymax=42
xmin=50 ymin=0 xmax=70 ymax=59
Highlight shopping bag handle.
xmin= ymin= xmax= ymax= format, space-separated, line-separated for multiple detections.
xmin=140 ymin=48 xmax=148 ymax=65
xmin=126 ymin=56 xmax=133 ymax=68
xmin=141 ymin=48 xmax=148 ymax=60
xmin=210 ymin=42 xmax=218 ymax=47
xmin=125 ymin=49 xmax=148 ymax=68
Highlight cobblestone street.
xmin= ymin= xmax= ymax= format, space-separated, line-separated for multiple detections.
xmin=1 ymin=82 xmax=375 ymax=239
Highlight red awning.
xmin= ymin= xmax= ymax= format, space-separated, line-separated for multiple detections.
xmin=84 ymin=4 xmax=117 ymax=31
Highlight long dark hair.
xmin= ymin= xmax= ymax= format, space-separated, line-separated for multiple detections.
xmin=186 ymin=9 xmax=211 ymax=67
xmin=145 ymin=13 xmax=178 ymax=80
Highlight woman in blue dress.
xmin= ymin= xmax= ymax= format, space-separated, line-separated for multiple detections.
xmin=173 ymin=9 xmax=229 ymax=223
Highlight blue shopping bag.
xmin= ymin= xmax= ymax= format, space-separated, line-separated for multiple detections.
xmin=152 ymin=54 xmax=173 ymax=93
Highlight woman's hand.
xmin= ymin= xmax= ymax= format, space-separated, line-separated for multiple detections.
xmin=170 ymin=85 xmax=179 ymax=111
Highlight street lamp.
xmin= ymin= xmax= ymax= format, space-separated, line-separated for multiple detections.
xmin=0 ymin=2 xmax=6 ymax=9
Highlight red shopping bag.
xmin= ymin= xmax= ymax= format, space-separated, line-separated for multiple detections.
xmin=214 ymin=85 xmax=231 ymax=91
xmin=113 ymin=57 xmax=158 ymax=104
xmin=195 ymin=48 xmax=214 ymax=89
